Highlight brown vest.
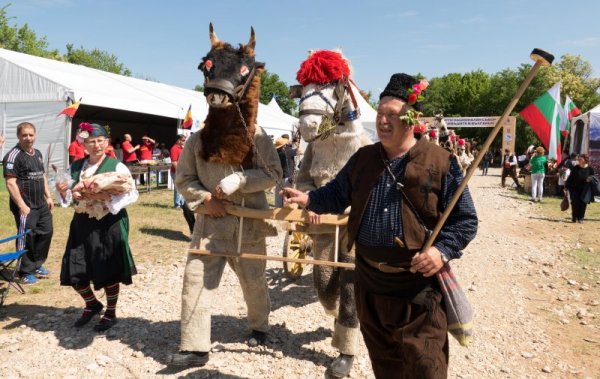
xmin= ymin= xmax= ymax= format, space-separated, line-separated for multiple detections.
xmin=348 ymin=138 xmax=451 ymax=251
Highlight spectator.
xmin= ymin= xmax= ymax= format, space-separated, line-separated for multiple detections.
xmin=529 ymin=146 xmax=547 ymax=202
xmin=68 ymin=134 xmax=86 ymax=165
xmin=170 ymin=134 xmax=186 ymax=209
xmin=121 ymin=134 xmax=139 ymax=165
xmin=2 ymin=122 xmax=54 ymax=285
xmin=274 ymin=135 xmax=290 ymax=207
xmin=113 ymin=140 xmax=123 ymax=162
xmin=501 ymin=148 xmax=521 ymax=188
xmin=139 ymin=135 xmax=155 ymax=162
xmin=565 ymin=154 xmax=595 ymax=223
xmin=105 ymin=139 xmax=116 ymax=159
xmin=481 ymin=149 xmax=493 ymax=175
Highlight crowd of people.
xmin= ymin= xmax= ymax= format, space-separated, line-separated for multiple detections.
xmin=1 ymin=70 xmax=597 ymax=379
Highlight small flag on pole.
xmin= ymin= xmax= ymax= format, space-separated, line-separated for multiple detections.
xmin=58 ymin=101 xmax=81 ymax=118
xmin=182 ymin=105 xmax=193 ymax=129
xmin=519 ymin=83 xmax=563 ymax=162
xmin=561 ymin=95 xmax=581 ymax=136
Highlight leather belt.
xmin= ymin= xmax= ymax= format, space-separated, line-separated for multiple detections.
xmin=361 ymin=256 xmax=410 ymax=274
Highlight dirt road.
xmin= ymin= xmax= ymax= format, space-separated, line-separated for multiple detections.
xmin=0 ymin=168 xmax=598 ymax=378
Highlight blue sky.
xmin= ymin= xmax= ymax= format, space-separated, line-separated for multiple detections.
xmin=4 ymin=0 xmax=600 ymax=98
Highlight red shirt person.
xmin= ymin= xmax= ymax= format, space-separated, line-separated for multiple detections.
xmin=121 ymin=133 xmax=139 ymax=164
xmin=68 ymin=139 xmax=86 ymax=164
xmin=138 ymin=135 xmax=155 ymax=162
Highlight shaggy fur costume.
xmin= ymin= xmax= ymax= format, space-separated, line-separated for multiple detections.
xmin=295 ymin=50 xmax=371 ymax=357
xmin=200 ymin=66 xmax=263 ymax=168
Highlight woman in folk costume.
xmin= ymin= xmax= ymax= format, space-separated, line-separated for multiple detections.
xmin=56 ymin=122 xmax=138 ymax=332
xmin=293 ymin=50 xmax=371 ymax=378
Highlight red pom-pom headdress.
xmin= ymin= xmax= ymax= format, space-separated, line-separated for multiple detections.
xmin=296 ymin=50 xmax=351 ymax=86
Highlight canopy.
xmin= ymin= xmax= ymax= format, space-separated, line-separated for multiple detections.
xmin=570 ymin=103 xmax=600 ymax=154
xmin=0 ymin=48 xmax=297 ymax=170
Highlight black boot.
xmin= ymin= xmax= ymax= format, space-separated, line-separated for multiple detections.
xmin=329 ymin=353 xmax=354 ymax=378
xmin=73 ymin=302 xmax=103 ymax=327
xmin=93 ymin=316 xmax=118 ymax=332
xmin=169 ymin=351 xmax=209 ymax=367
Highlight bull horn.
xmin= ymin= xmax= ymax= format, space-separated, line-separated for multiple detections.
xmin=247 ymin=26 xmax=256 ymax=50
xmin=209 ymin=22 xmax=220 ymax=47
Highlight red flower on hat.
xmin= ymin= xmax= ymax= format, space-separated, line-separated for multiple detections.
xmin=408 ymin=93 xmax=418 ymax=104
xmin=406 ymin=79 xmax=428 ymax=105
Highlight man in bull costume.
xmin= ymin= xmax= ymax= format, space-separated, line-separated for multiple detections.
xmin=169 ymin=24 xmax=282 ymax=367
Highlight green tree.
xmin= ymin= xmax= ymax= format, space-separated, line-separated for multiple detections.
xmin=259 ymin=70 xmax=296 ymax=115
xmin=65 ymin=44 xmax=131 ymax=76
xmin=0 ymin=4 xmax=59 ymax=58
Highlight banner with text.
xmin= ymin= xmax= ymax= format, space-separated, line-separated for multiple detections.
xmin=421 ymin=116 xmax=516 ymax=128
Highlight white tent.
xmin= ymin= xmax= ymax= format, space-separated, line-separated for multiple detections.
xmin=0 ymin=48 xmax=297 ymax=170
xmin=570 ymin=103 xmax=600 ymax=154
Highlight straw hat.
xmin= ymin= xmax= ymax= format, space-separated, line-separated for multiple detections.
xmin=274 ymin=137 xmax=289 ymax=150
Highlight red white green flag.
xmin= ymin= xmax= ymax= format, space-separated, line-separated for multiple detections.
xmin=561 ymin=95 xmax=581 ymax=136
xmin=519 ymin=83 xmax=563 ymax=162
xmin=182 ymin=105 xmax=193 ymax=129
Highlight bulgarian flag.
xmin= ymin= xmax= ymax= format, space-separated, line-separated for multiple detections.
xmin=561 ymin=95 xmax=582 ymax=136
xmin=519 ymin=83 xmax=563 ymax=162
xmin=58 ymin=101 xmax=80 ymax=118
xmin=182 ymin=104 xmax=193 ymax=129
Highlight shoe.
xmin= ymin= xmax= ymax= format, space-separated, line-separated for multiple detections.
xmin=169 ymin=351 xmax=209 ymax=367
xmin=35 ymin=266 xmax=49 ymax=277
xmin=247 ymin=330 xmax=268 ymax=347
xmin=577 ymin=219 xmax=584 ymax=224
xmin=93 ymin=316 xmax=118 ymax=332
xmin=21 ymin=274 xmax=38 ymax=285
xmin=329 ymin=353 xmax=355 ymax=378
xmin=74 ymin=302 xmax=104 ymax=327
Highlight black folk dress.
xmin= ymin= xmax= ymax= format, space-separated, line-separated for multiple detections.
xmin=60 ymin=157 xmax=136 ymax=290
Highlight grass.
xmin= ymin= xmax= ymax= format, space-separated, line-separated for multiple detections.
xmin=0 ymin=183 xmax=191 ymax=304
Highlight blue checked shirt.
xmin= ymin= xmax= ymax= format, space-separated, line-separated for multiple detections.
xmin=308 ymin=152 xmax=478 ymax=260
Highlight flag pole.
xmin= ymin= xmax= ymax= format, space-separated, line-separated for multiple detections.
xmin=421 ymin=48 xmax=554 ymax=252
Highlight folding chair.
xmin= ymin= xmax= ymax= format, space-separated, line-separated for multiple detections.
xmin=0 ymin=229 xmax=31 ymax=306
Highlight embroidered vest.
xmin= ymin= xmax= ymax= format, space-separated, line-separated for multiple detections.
xmin=70 ymin=157 xmax=120 ymax=184
xmin=348 ymin=139 xmax=451 ymax=251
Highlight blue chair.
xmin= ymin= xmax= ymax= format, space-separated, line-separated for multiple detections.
xmin=0 ymin=229 xmax=31 ymax=306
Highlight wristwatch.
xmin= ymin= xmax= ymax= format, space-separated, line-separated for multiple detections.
xmin=440 ymin=252 xmax=450 ymax=265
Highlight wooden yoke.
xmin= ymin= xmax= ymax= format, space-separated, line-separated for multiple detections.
xmin=188 ymin=205 xmax=354 ymax=269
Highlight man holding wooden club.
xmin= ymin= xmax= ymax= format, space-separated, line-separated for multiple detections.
xmin=282 ymin=73 xmax=478 ymax=378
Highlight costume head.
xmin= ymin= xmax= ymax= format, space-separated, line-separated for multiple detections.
xmin=198 ymin=23 xmax=263 ymax=107
xmin=296 ymin=50 xmax=350 ymax=86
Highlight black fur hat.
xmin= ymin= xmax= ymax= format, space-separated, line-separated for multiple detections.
xmin=380 ymin=73 xmax=424 ymax=111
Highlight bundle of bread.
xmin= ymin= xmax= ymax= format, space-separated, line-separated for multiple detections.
xmin=73 ymin=172 xmax=133 ymax=219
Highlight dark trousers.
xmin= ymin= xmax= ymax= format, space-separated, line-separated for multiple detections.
xmin=355 ymin=276 xmax=449 ymax=379
xmin=501 ymin=166 xmax=520 ymax=187
xmin=10 ymin=205 xmax=53 ymax=275
xmin=569 ymin=190 xmax=588 ymax=221
xmin=181 ymin=202 xmax=196 ymax=234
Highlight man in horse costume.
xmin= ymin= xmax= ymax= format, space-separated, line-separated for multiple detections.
xmin=294 ymin=50 xmax=371 ymax=378
xmin=170 ymin=24 xmax=282 ymax=367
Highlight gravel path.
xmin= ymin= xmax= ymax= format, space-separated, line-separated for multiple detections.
xmin=1 ymin=167 xmax=598 ymax=378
